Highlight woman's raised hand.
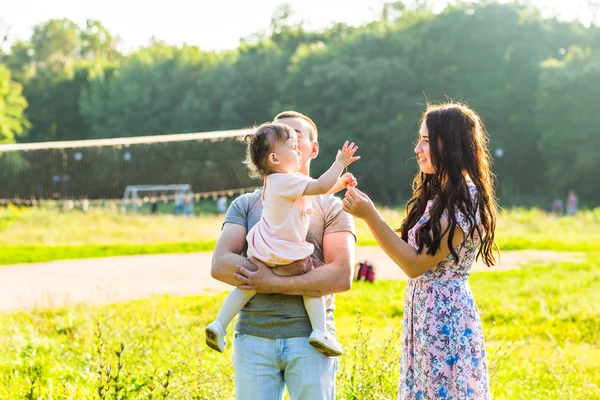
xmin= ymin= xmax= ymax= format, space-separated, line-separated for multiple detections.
xmin=342 ymin=186 xmax=377 ymax=220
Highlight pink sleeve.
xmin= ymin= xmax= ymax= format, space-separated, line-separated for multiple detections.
xmin=268 ymin=173 xmax=313 ymax=200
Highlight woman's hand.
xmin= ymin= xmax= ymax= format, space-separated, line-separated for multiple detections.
xmin=342 ymin=186 xmax=378 ymax=220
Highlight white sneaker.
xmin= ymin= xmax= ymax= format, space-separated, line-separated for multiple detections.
xmin=308 ymin=329 xmax=343 ymax=357
xmin=205 ymin=321 xmax=226 ymax=353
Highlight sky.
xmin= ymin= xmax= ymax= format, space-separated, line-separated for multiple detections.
xmin=1 ymin=0 xmax=596 ymax=53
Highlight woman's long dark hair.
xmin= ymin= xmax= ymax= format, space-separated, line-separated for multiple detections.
xmin=399 ymin=102 xmax=499 ymax=267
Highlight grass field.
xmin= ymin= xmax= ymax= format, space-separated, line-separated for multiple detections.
xmin=0 ymin=254 xmax=598 ymax=398
xmin=1 ymin=205 xmax=599 ymax=264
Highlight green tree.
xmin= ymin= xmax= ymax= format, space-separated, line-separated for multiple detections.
xmin=395 ymin=3 xmax=594 ymax=204
xmin=280 ymin=20 xmax=423 ymax=204
xmin=80 ymin=19 xmax=119 ymax=60
xmin=4 ymin=2 xmax=600 ymax=204
xmin=1 ymin=40 xmax=34 ymax=82
xmin=20 ymin=63 xmax=98 ymax=142
xmin=3 ymin=18 xmax=121 ymax=142
xmin=537 ymin=47 xmax=600 ymax=203
xmin=80 ymin=41 xmax=214 ymax=138
xmin=0 ymin=65 xmax=29 ymax=143
xmin=31 ymin=18 xmax=81 ymax=63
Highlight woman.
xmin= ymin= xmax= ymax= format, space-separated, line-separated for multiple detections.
xmin=343 ymin=102 xmax=498 ymax=399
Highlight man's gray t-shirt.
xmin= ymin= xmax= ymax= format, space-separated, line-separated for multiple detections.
xmin=223 ymin=188 xmax=356 ymax=339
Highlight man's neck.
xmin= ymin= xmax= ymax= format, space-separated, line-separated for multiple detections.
xmin=298 ymin=164 xmax=310 ymax=176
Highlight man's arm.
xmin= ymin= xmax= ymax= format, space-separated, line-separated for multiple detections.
xmin=211 ymin=223 xmax=315 ymax=285
xmin=235 ymin=230 xmax=355 ymax=296
xmin=210 ymin=223 xmax=257 ymax=286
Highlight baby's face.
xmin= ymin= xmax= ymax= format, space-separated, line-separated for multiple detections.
xmin=273 ymin=133 xmax=302 ymax=174
xmin=274 ymin=118 xmax=315 ymax=169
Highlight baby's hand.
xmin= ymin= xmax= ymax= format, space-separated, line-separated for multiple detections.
xmin=340 ymin=172 xmax=357 ymax=189
xmin=336 ymin=141 xmax=360 ymax=167
xmin=327 ymin=172 xmax=358 ymax=195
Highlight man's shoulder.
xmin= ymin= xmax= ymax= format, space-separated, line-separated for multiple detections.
xmin=224 ymin=189 xmax=263 ymax=227
xmin=231 ymin=188 xmax=263 ymax=208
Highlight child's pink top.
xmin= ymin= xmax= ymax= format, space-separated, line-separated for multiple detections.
xmin=246 ymin=172 xmax=315 ymax=265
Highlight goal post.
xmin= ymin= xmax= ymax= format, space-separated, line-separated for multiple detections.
xmin=122 ymin=184 xmax=194 ymax=213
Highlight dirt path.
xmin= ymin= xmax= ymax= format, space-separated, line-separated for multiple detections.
xmin=0 ymin=248 xmax=584 ymax=312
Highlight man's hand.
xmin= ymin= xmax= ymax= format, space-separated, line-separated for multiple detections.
xmin=272 ymin=256 xmax=314 ymax=277
xmin=235 ymin=257 xmax=282 ymax=293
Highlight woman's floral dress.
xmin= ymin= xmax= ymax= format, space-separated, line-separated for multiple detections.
xmin=399 ymin=186 xmax=490 ymax=399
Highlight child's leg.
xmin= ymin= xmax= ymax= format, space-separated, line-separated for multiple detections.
xmin=206 ymin=288 xmax=256 ymax=353
xmin=304 ymin=296 xmax=343 ymax=357
xmin=216 ymin=288 xmax=257 ymax=329
xmin=303 ymin=295 xmax=327 ymax=333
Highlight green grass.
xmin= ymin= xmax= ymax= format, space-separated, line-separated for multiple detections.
xmin=0 ymin=205 xmax=224 ymax=264
xmin=1 ymin=255 xmax=599 ymax=398
xmin=354 ymin=207 xmax=600 ymax=252
xmin=0 ymin=242 xmax=217 ymax=264
xmin=355 ymin=235 xmax=600 ymax=252
xmin=0 ymin=206 xmax=599 ymax=264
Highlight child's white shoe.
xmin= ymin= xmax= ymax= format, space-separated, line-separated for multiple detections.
xmin=205 ymin=321 xmax=226 ymax=353
xmin=308 ymin=329 xmax=343 ymax=357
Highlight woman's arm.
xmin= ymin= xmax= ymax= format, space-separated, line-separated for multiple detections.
xmin=343 ymin=187 xmax=463 ymax=278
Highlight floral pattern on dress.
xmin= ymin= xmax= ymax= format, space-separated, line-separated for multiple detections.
xmin=399 ymin=185 xmax=490 ymax=400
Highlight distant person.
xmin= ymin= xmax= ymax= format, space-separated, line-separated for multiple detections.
xmin=82 ymin=198 xmax=90 ymax=213
xmin=150 ymin=193 xmax=159 ymax=215
xmin=566 ymin=190 xmax=578 ymax=216
xmin=551 ymin=199 xmax=564 ymax=216
xmin=174 ymin=191 xmax=184 ymax=215
xmin=183 ymin=193 xmax=194 ymax=216
xmin=343 ymin=102 xmax=498 ymax=399
xmin=206 ymin=123 xmax=359 ymax=357
xmin=217 ymin=195 xmax=228 ymax=214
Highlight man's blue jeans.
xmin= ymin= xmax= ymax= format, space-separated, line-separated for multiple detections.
xmin=233 ymin=332 xmax=338 ymax=400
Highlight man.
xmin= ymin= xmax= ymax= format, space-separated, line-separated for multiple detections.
xmin=210 ymin=111 xmax=356 ymax=399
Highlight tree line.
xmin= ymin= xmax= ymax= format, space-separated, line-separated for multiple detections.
xmin=1 ymin=1 xmax=599 ymax=206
